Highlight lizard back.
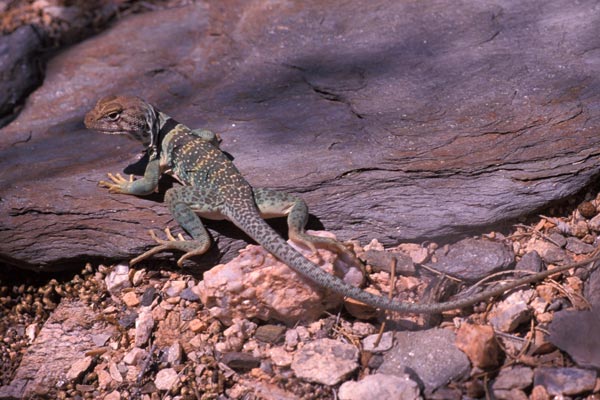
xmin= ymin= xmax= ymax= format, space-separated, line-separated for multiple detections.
xmin=159 ymin=122 xmax=256 ymax=210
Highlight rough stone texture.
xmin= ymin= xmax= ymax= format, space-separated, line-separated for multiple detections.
xmin=526 ymin=239 xmax=565 ymax=264
xmin=2 ymin=0 xmax=600 ymax=271
xmin=0 ymin=299 xmax=117 ymax=399
xmin=515 ymin=251 xmax=543 ymax=272
xmin=565 ymin=237 xmax=595 ymax=254
xmin=154 ymin=368 xmax=180 ymax=391
xmin=455 ymin=323 xmax=500 ymax=369
xmin=584 ymin=268 xmax=600 ymax=307
xmin=0 ymin=2 xmax=147 ymax=127
xmin=533 ymin=367 xmax=597 ymax=396
xmin=378 ymin=329 xmax=470 ymax=393
xmin=338 ymin=373 xmax=422 ymax=400
xmin=134 ymin=308 xmax=154 ymax=347
xmin=362 ymin=332 xmax=394 ymax=353
xmin=492 ymin=366 xmax=534 ymax=391
xmin=0 ymin=25 xmax=45 ymax=126
xmin=291 ymin=338 xmax=359 ymax=386
xmin=549 ymin=310 xmax=600 ymax=369
xmin=198 ymin=234 xmax=360 ymax=325
xmin=427 ymin=238 xmax=514 ymax=281
xmin=488 ymin=289 xmax=535 ymax=332
xmin=65 ymin=355 xmax=94 ymax=381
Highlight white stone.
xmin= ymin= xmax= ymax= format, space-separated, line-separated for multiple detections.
xmin=339 ymin=373 xmax=422 ymax=400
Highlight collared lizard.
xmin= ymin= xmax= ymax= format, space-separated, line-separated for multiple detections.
xmin=84 ymin=95 xmax=600 ymax=313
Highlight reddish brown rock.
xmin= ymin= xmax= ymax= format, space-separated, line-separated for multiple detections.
xmin=1 ymin=0 xmax=600 ymax=271
xmin=455 ymin=323 xmax=501 ymax=369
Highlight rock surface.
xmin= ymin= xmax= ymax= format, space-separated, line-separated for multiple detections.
xmin=533 ymin=367 xmax=597 ymax=396
xmin=338 ymin=373 xmax=421 ymax=400
xmin=488 ymin=289 xmax=535 ymax=332
xmin=154 ymin=368 xmax=180 ymax=392
xmin=515 ymin=251 xmax=543 ymax=272
xmin=549 ymin=310 xmax=600 ymax=369
xmin=0 ymin=299 xmax=117 ymax=399
xmin=2 ymin=186 xmax=600 ymax=398
xmin=197 ymin=233 xmax=361 ymax=325
xmin=290 ymin=338 xmax=359 ymax=386
xmin=427 ymin=238 xmax=514 ymax=281
xmin=492 ymin=366 xmax=534 ymax=391
xmin=2 ymin=0 xmax=600 ymax=270
xmin=455 ymin=323 xmax=500 ymax=369
xmin=584 ymin=267 xmax=600 ymax=307
xmin=0 ymin=25 xmax=45 ymax=126
xmin=378 ymin=329 xmax=470 ymax=393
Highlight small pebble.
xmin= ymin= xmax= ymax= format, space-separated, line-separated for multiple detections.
xmin=180 ymin=307 xmax=196 ymax=321
xmin=221 ymin=352 xmax=261 ymax=370
xmin=134 ymin=310 xmax=154 ymax=347
xmin=118 ymin=311 xmax=138 ymax=329
xmin=164 ymin=280 xmax=186 ymax=297
xmin=565 ymin=237 xmax=595 ymax=254
xmin=516 ymin=251 xmax=543 ymax=272
xmin=141 ymin=287 xmax=157 ymax=306
xmin=122 ymin=292 xmax=140 ymax=307
xmin=154 ymin=368 xmax=180 ymax=391
xmin=578 ymin=201 xmax=597 ymax=219
xmin=255 ymin=324 xmax=286 ymax=344
xmin=268 ymin=347 xmax=293 ymax=367
xmin=66 ymin=356 xmax=94 ymax=381
xmin=188 ymin=318 xmax=206 ymax=333
xmin=180 ymin=287 xmax=199 ymax=301
xmin=361 ymin=332 xmax=394 ymax=353
xmin=339 ymin=373 xmax=421 ymax=400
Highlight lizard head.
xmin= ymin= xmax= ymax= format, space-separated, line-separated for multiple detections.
xmin=84 ymin=95 xmax=158 ymax=147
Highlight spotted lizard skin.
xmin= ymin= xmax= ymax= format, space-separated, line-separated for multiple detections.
xmin=84 ymin=95 xmax=600 ymax=313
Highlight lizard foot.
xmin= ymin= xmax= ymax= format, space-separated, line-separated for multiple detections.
xmin=99 ymin=172 xmax=134 ymax=193
xmin=130 ymin=228 xmax=210 ymax=267
xmin=290 ymin=231 xmax=361 ymax=267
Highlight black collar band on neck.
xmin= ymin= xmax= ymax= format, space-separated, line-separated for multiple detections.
xmin=154 ymin=117 xmax=179 ymax=156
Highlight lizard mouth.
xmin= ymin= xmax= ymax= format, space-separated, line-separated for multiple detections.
xmin=98 ymin=129 xmax=144 ymax=143
xmin=92 ymin=127 xmax=128 ymax=135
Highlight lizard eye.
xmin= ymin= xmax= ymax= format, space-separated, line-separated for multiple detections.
xmin=107 ymin=112 xmax=120 ymax=121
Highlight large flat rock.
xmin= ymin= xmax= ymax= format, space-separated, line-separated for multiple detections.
xmin=1 ymin=0 xmax=600 ymax=271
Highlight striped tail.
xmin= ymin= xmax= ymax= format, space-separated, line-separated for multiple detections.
xmin=226 ymin=208 xmax=600 ymax=314
xmin=226 ymin=208 xmax=453 ymax=313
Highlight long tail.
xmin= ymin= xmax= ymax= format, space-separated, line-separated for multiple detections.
xmin=229 ymin=209 xmax=600 ymax=313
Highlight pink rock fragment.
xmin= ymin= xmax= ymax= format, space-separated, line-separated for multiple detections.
xmin=198 ymin=231 xmax=363 ymax=325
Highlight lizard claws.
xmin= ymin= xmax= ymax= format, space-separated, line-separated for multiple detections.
xmin=130 ymin=227 xmax=208 ymax=267
xmin=99 ymin=172 xmax=134 ymax=193
xmin=130 ymin=228 xmax=185 ymax=266
xmin=149 ymin=227 xmax=186 ymax=244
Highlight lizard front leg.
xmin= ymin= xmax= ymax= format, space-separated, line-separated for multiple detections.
xmin=131 ymin=186 xmax=221 ymax=267
xmin=100 ymin=158 xmax=161 ymax=196
xmin=253 ymin=188 xmax=359 ymax=265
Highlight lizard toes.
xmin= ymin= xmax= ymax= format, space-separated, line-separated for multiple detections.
xmin=130 ymin=244 xmax=170 ymax=265
xmin=177 ymin=244 xmax=211 ymax=267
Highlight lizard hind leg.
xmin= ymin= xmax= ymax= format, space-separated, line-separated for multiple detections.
xmin=253 ymin=188 xmax=359 ymax=265
xmin=130 ymin=186 xmax=217 ymax=267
